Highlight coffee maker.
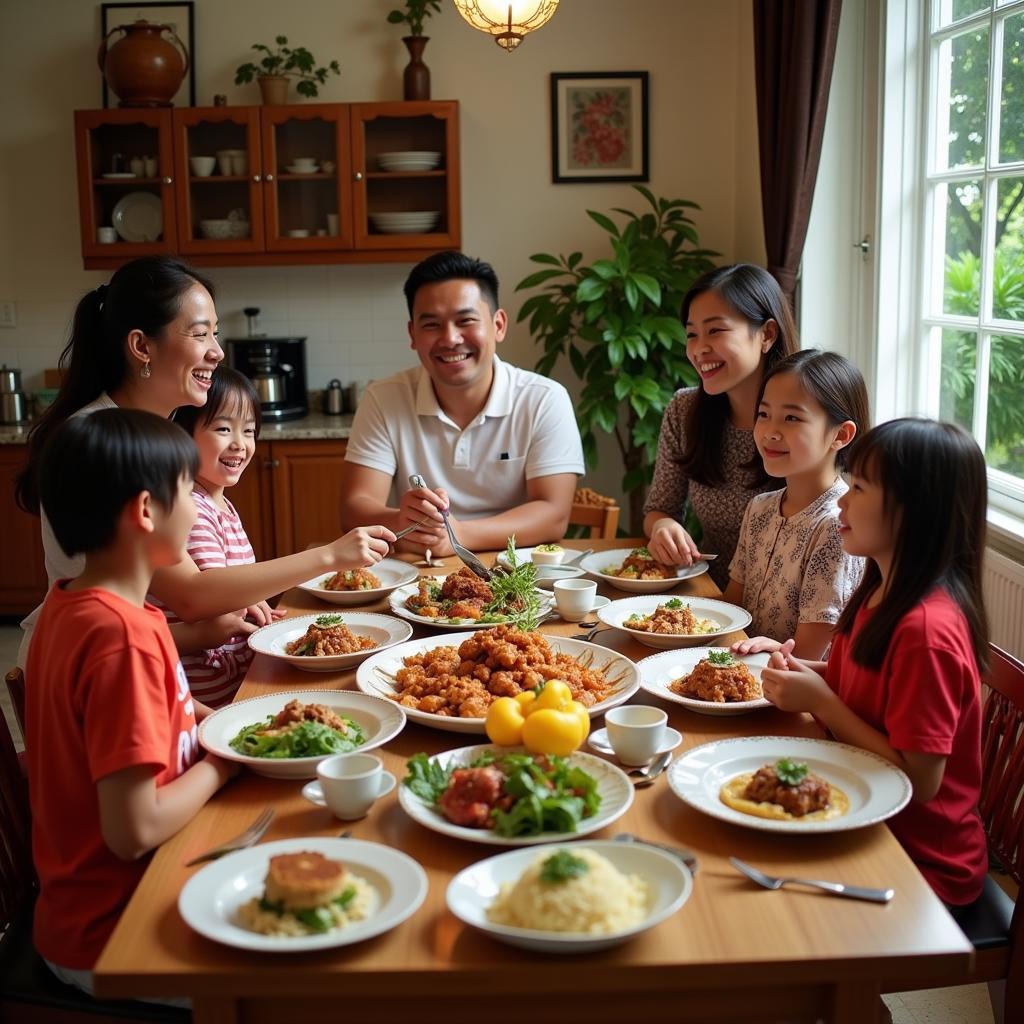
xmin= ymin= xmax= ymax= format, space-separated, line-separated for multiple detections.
xmin=227 ymin=337 xmax=308 ymax=422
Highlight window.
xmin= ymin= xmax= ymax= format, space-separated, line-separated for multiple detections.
xmin=923 ymin=0 xmax=1024 ymax=517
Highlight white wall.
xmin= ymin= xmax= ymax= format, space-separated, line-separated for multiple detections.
xmin=0 ymin=0 xmax=765 ymax=506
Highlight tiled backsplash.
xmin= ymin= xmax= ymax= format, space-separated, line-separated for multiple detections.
xmin=0 ymin=263 xmax=420 ymax=395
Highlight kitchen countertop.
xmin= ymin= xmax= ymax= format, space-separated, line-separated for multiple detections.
xmin=0 ymin=410 xmax=354 ymax=445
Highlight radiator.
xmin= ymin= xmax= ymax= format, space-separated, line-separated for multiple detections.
xmin=983 ymin=549 xmax=1024 ymax=661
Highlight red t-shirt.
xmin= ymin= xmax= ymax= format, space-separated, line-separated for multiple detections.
xmin=825 ymin=588 xmax=986 ymax=905
xmin=25 ymin=583 xmax=199 ymax=969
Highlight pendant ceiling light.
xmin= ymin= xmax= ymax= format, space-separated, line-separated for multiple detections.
xmin=451 ymin=1 xmax=560 ymax=52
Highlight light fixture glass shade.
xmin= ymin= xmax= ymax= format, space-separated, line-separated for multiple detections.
xmin=451 ymin=1 xmax=560 ymax=51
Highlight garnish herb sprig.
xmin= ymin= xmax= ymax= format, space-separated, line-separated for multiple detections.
xmin=774 ymin=758 xmax=809 ymax=786
xmin=486 ymin=536 xmax=542 ymax=631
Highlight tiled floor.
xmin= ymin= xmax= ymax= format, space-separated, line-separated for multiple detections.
xmin=0 ymin=624 xmax=1001 ymax=1021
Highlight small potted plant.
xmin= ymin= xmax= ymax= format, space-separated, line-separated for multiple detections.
xmin=234 ymin=36 xmax=341 ymax=105
xmin=386 ymin=1 xmax=442 ymax=101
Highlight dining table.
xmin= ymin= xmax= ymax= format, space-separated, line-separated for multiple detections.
xmin=93 ymin=539 xmax=973 ymax=1024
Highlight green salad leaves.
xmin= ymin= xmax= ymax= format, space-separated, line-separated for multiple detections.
xmin=230 ymin=715 xmax=365 ymax=759
xmin=259 ymin=885 xmax=357 ymax=933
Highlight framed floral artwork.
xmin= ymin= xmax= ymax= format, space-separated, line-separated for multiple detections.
xmin=550 ymin=72 xmax=649 ymax=183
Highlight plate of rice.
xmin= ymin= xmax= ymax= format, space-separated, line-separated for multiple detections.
xmin=446 ymin=840 xmax=693 ymax=953
xmin=637 ymin=647 xmax=773 ymax=715
xmin=198 ymin=689 xmax=406 ymax=779
xmin=578 ymin=547 xmax=709 ymax=594
xmin=179 ymin=837 xmax=427 ymax=952
xmin=597 ymin=596 xmax=752 ymax=649
xmin=354 ymin=626 xmax=639 ymax=733
xmin=248 ymin=612 xmax=413 ymax=672
xmin=298 ymin=558 xmax=419 ymax=606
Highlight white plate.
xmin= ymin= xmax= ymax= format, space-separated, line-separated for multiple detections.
xmin=496 ymin=546 xmax=589 ymax=568
xmin=112 ymin=191 xmax=162 ymax=242
xmin=378 ymin=150 xmax=441 ymax=171
xmin=597 ymin=596 xmax=752 ymax=650
xmin=446 ymin=839 xmax=692 ymax=953
xmin=298 ymin=559 xmax=420 ymax=607
xmin=578 ymin=548 xmax=710 ymax=594
xmin=247 ymin=612 xmax=413 ymax=672
xmin=587 ymin=726 xmax=682 ymax=759
xmin=387 ymin=574 xmax=553 ymax=630
xmin=284 ymin=164 xmax=319 ymax=174
xmin=637 ymin=647 xmax=772 ymax=715
xmin=355 ymin=631 xmax=640 ymax=734
xmin=399 ymin=744 xmax=634 ymax=845
xmin=101 ymin=172 xmax=137 ymax=179
xmin=533 ymin=564 xmax=588 ymax=589
xmin=178 ymin=837 xmax=427 ymax=952
xmin=666 ymin=736 xmax=913 ymax=833
xmin=198 ymin=689 xmax=406 ymax=779
xmin=551 ymin=595 xmax=610 ymax=620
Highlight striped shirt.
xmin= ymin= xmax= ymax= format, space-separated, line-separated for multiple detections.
xmin=161 ymin=484 xmax=256 ymax=707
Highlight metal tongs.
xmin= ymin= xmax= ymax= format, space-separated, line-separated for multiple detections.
xmin=408 ymin=474 xmax=492 ymax=580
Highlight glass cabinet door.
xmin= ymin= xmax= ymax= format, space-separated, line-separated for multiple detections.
xmin=173 ymin=107 xmax=263 ymax=254
xmin=350 ymin=101 xmax=460 ymax=251
xmin=260 ymin=105 xmax=352 ymax=251
xmin=74 ymin=109 xmax=176 ymax=263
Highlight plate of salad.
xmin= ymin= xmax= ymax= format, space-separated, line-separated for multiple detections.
xmin=398 ymin=744 xmax=633 ymax=845
xmin=198 ymin=690 xmax=406 ymax=779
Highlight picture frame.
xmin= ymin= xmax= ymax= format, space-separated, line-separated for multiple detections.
xmin=100 ymin=2 xmax=196 ymax=108
xmin=550 ymin=71 xmax=649 ymax=183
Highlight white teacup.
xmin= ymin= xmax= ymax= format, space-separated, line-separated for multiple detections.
xmin=291 ymin=157 xmax=317 ymax=171
xmin=97 ymin=226 xmax=117 ymax=244
xmin=604 ymin=705 xmax=667 ymax=766
xmin=326 ymin=212 xmax=340 ymax=236
xmin=316 ymin=753 xmax=395 ymax=820
xmin=553 ymin=578 xmax=597 ymax=622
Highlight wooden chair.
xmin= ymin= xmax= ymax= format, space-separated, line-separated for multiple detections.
xmin=0 ymin=672 xmax=187 ymax=1024
xmin=883 ymin=643 xmax=1024 ymax=1023
xmin=568 ymin=490 xmax=620 ymax=539
xmin=5 ymin=667 xmax=25 ymax=740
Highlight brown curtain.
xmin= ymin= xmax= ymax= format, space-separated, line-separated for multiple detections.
xmin=752 ymin=0 xmax=843 ymax=307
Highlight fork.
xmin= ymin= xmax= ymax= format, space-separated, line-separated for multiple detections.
xmin=389 ymin=517 xmax=433 ymax=549
xmin=184 ymin=808 xmax=275 ymax=867
xmin=408 ymin=474 xmax=492 ymax=580
xmin=729 ymin=857 xmax=894 ymax=903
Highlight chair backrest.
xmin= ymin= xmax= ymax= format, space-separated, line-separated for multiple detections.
xmin=979 ymin=643 xmax=1024 ymax=887
xmin=4 ymin=667 xmax=25 ymax=740
xmin=568 ymin=495 xmax=620 ymax=539
xmin=0 ymin=681 xmax=34 ymax=934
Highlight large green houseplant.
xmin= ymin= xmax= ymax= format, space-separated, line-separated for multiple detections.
xmin=515 ymin=186 xmax=718 ymax=531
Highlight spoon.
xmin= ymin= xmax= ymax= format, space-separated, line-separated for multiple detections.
xmin=627 ymin=750 xmax=673 ymax=787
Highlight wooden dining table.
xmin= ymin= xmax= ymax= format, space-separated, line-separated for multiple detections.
xmin=94 ymin=540 xmax=973 ymax=1024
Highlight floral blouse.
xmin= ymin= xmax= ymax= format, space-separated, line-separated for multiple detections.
xmin=644 ymin=388 xmax=775 ymax=589
xmin=729 ymin=478 xmax=865 ymax=642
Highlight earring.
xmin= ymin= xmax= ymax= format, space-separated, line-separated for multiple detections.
xmin=140 ymin=361 xmax=152 ymax=379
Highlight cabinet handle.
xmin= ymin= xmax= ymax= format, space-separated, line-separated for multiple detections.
xmin=265 ymin=173 xmax=274 ymax=182
xmin=162 ymin=176 xmax=173 ymax=185
xmin=264 ymin=458 xmax=280 ymax=469
xmin=252 ymin=174 xmax=261 ymax=183
xmin=354 ymin=171 xmax=363 ymax=181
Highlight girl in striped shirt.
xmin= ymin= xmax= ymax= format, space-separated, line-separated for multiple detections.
xmin=171 ymin=367 xmax=278 ymax=706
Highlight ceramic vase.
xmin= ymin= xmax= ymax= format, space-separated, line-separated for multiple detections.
xmin=402 ymin=36 xmax=430 ymax=101
xmin=97 ymin=19 xmax=188 ymax=107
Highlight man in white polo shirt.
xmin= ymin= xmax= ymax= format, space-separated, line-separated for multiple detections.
xmin=339 ymin=251 xmax=584 ymax=556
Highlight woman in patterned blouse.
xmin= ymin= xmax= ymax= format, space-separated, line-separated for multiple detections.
xmin=725 ymin=350 xmax=869 ymax=659
xmin=643 ymin=264 xmax=798 ymax=589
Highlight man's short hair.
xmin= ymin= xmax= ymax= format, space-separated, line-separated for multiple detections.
xmin=403 ymin=250 xmax=500 ymax=316
xmin=40 ymin=408 xmax=198 ymax=557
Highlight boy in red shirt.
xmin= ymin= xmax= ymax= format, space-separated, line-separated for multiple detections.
xmin=25 ymin=408 xmax=237 ymax=996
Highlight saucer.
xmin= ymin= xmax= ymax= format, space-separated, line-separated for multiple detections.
xmin=587 ymin=726 xmax=682 ymax=760
xmin=302 ymin=774 xmax=396 ymax=810
xmin=553 ymin=595 xmax=610 ymax=620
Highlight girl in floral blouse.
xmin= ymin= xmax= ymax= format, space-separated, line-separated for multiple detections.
xmin=643 ymin=264 xmax=798 ymax=589
xmin=727 ymin=349 xmax=869 ymax=659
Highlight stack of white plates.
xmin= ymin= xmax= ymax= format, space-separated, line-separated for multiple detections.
xmin=369 ymin=210 xmax=439 ymax=234
xmin=378 ymin=150 xmax=442 ymax=172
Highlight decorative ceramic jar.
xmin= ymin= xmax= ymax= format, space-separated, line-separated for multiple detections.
xmin=402 ymin=36 xmax=430 ymax=101
xmin=98 ymin=19 xmax=189 ymax=107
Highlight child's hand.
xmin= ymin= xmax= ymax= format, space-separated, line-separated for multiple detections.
xmin=203 ymin=611 xmax=257 ymax=648
xmin=647 ymin=517 xmax=701 ymax=566
xmin=731 ymin=636 xmax=783 ymax=656
xmin=760 ymin=645 xmax=831 ymax=714
xmin=330 ymin=525 xmax=396 ymax=568
xmin=244 ymin=601 xmax=284 ymax=626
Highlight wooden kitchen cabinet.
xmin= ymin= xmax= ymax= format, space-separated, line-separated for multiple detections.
xmin=0 ymin=448 xmax=48 ymax=616
xmin=228 ymin=439 xmax=347 ymax=562
xmin=74 ymin=101 xmax=460 ymax=269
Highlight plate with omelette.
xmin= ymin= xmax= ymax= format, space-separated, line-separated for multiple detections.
xmin=666 ymin=736 xmax=912 ymax=834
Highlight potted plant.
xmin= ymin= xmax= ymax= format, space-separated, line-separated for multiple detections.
xmin=515 ymin=186 xmax=719 ymax=532
xmin=386 ymin=1 xmax=442 ymax=101
xmin=234 ymin=36 xmax=341 ymax=105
